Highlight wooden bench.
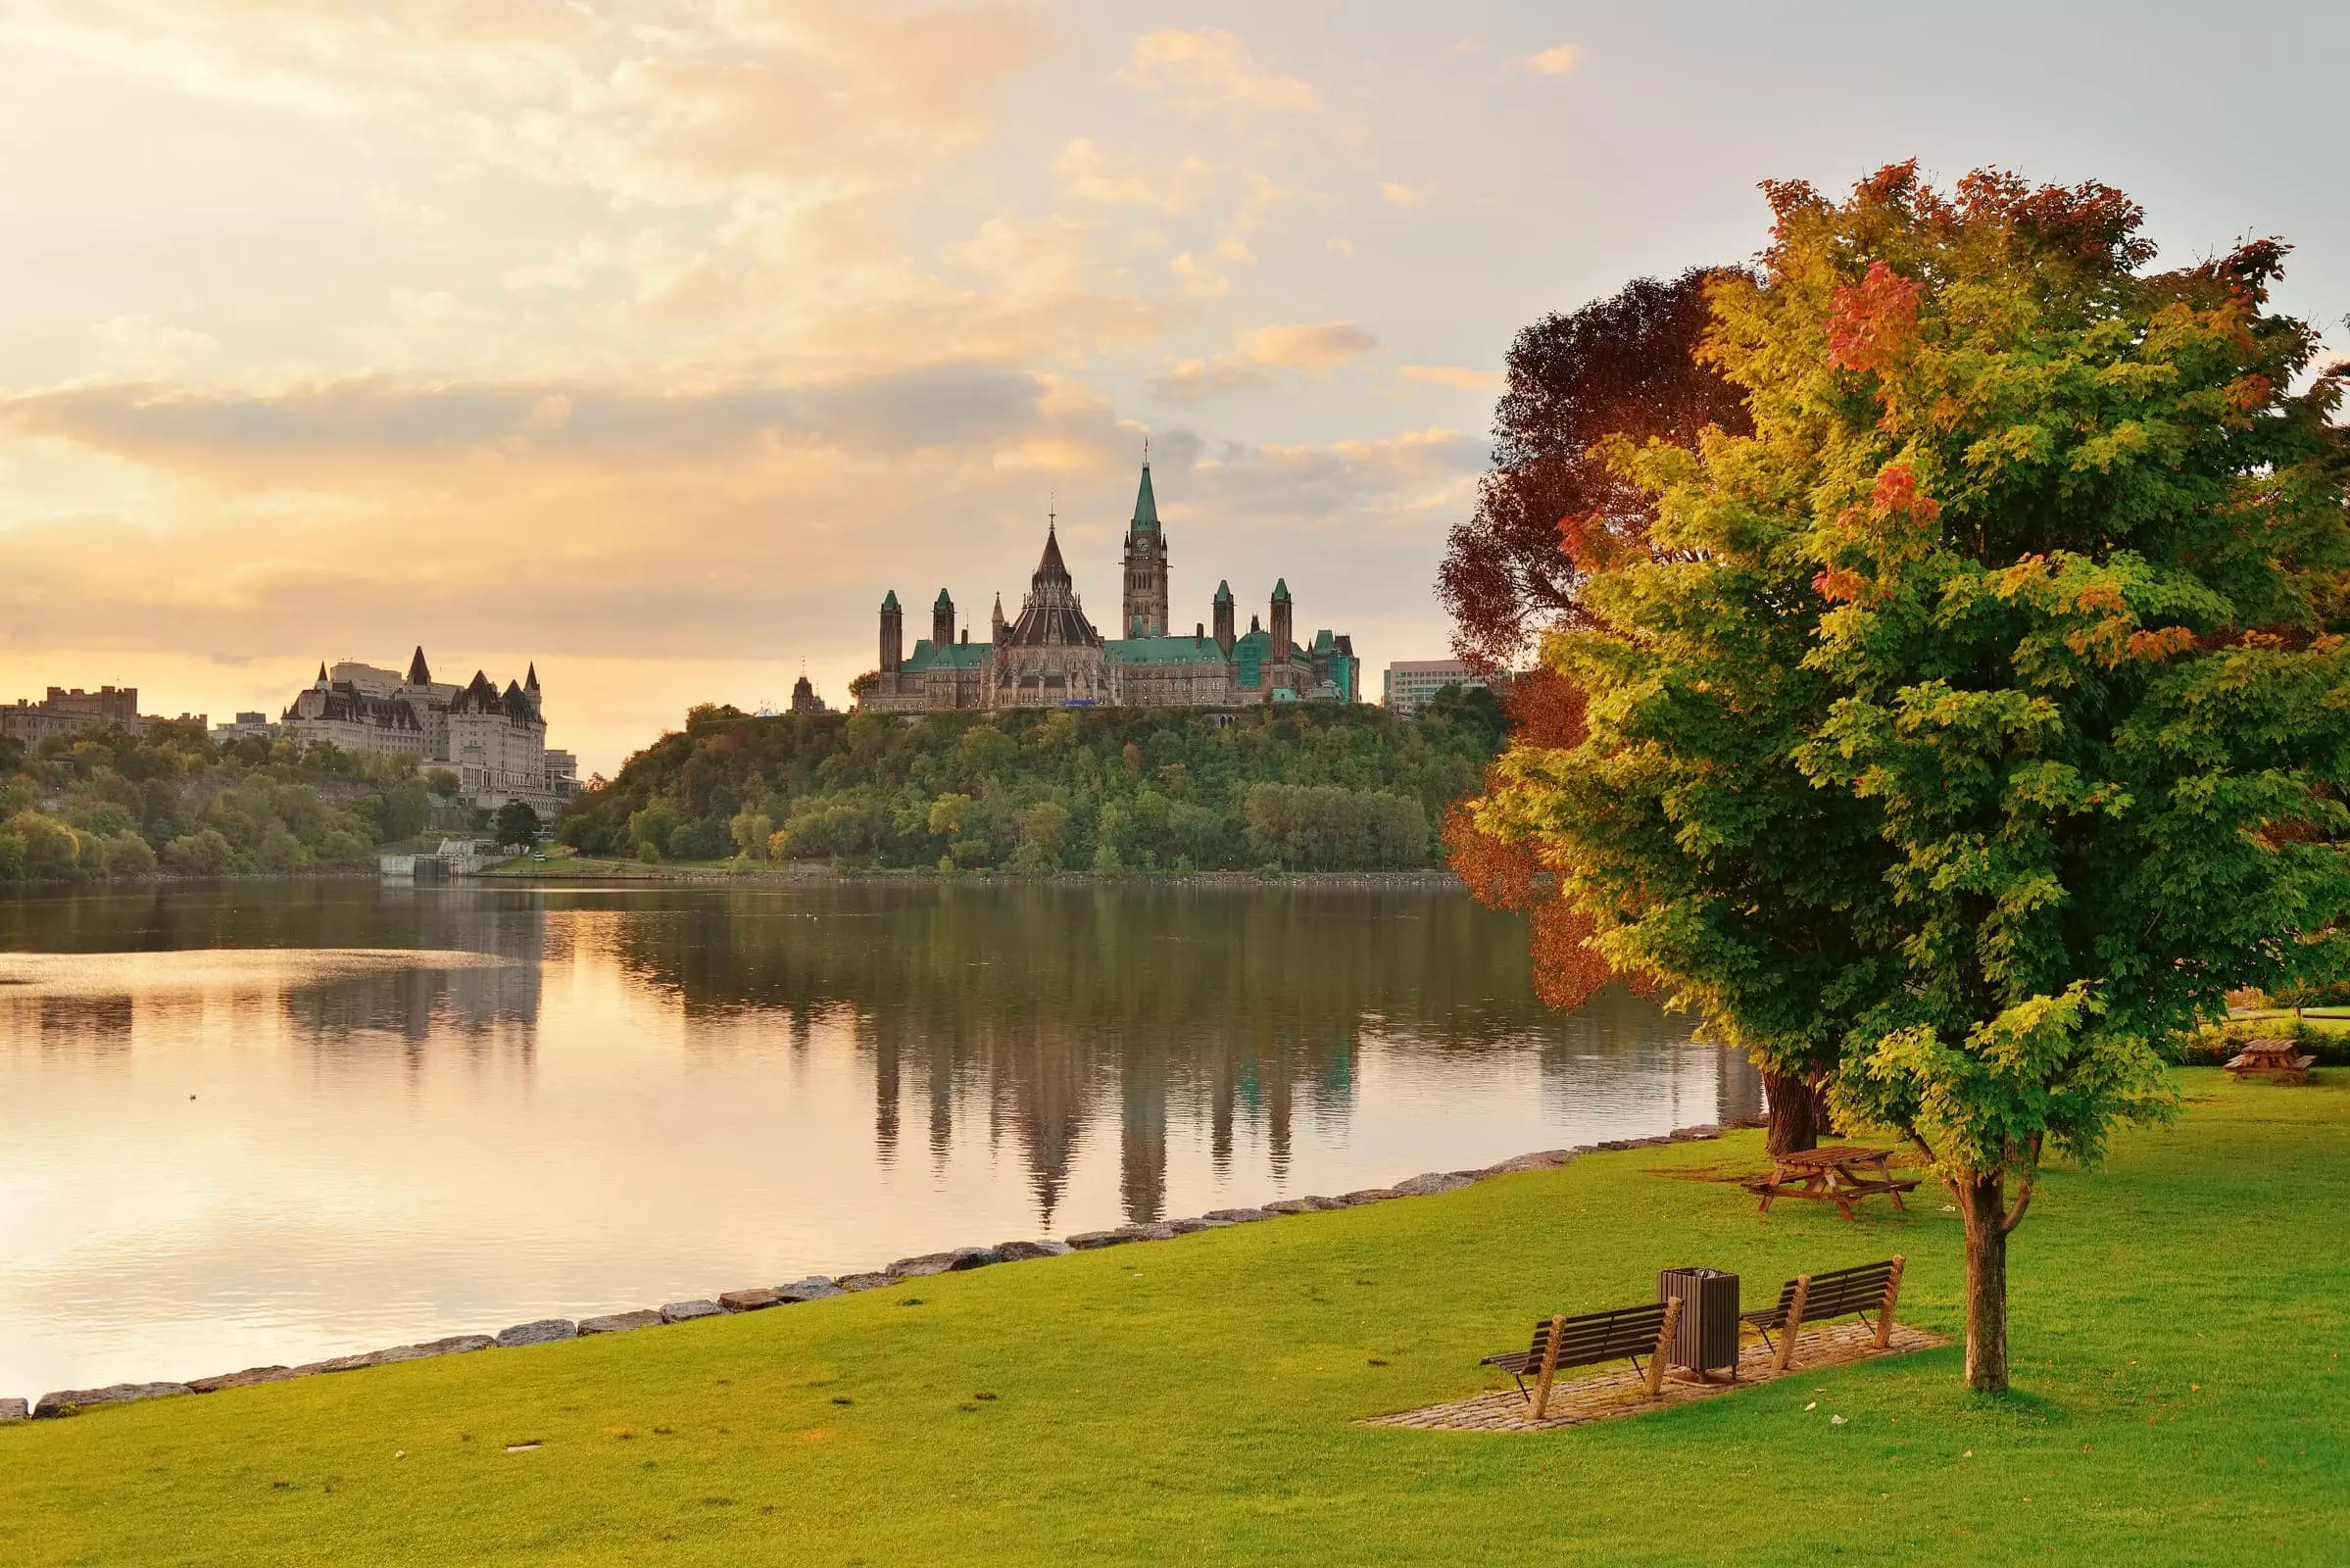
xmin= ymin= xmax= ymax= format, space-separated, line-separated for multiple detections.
xmin=1479 ymin=1298 xmax=1683 ymax=1419
xmin=1739 ymin=1256 xmax=1905 ymax=1373
xmin=2226 ymin=1039 xmax=2317 ymax=1084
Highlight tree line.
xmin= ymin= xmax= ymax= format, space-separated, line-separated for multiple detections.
xmin=555 ymin=694 xmax=1504 ymax=874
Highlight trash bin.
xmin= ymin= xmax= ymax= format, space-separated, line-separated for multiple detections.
xmin=1657 ymin=1266 xmax=1740 ymax=1383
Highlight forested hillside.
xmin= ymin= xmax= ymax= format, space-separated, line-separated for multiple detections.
xmin=558 ymin=695 xmax=1502 ymax=873
xmin=0 ymin=722 xmax=439 ymax=883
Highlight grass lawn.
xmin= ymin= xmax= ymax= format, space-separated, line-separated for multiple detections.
xmin=4 ymin=1070 xmax=2342 ymax=1565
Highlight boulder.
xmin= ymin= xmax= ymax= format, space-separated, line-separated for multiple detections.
xmin=1114 ymin=1223 xmax=1177 ymax=1243
xmin=1201 ymin=1207 xmax=1270 ymax=1224
xmin=297 ymin=1348 xmax=405 ymax=1376
xmin=495 ymin=1319 xmax=577 ymax=1348
xmin=410 ymin=1334 xmax=497 ymax=1357
xmin=187 ymin=1366 xmax=298 ymax=1395
xmin=1259 ymin=1199 xmax=1316 ymax=1215
xmin=1166 ymin=1216 xmax=1234 ymax=1234
xmin=661 ymin=1299 xmax=725 ymax=1322
xmin=1595 ymin=1140 xmax=1631 ymax=1151
xmin=992 ymin=1240 xmax=1073 ymax=1261
xmin=1390 ymin=1171 xmax=1475 ymax=1198
xmin=1670 ymin=1124 xmax=1722 ymax=1141
xmin=33 ymin=1383 xmax=192 ymax=1419
xmin=718 ymin=1288 xmax=781 ymax=1312
xmin=1338 ymin=1189 xmax=1398 ymax=1205
xmin=777 ymin=1276 xmax=845 ymax=1301
xmin=579 ymin=1309 xmax=665 ymax=1335
xmin=0 ymin=1398 xmax=26 ymax=1424
xmin=1483 ymin=1152 xmax=1566 ymax=1175
xmin=888 ymin=1247 xmax=1002 ymax=1278
xmin=832 ymin=1272 xmax=893 ymax=1293
xmin=1063 ymin=1230 xmax=1132 ymax=1250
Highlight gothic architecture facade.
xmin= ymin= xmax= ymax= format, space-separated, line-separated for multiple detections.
xmin=277 ymin=649 xmax=577 ymax=816
xmin=858 ymin=462 xmax=1359 ymax=713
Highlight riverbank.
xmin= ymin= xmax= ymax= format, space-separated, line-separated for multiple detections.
xmin=4 ymin=1070 xmax=2339 ymax=1565
xmin=477 ymin=856 xmax=1465 ymax=891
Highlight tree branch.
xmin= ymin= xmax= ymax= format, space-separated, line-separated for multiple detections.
xmin=2001 ymin=1132 xmax=2044 ymax=1235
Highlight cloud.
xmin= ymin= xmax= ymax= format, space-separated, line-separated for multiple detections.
xmin=1151 ymin=321 xmax=1379 ymax=401
xmin=1052 ymin=137 xmax=1213 ymax=212
xmin=1519 ymin=42 xmax=1585 ymax=75
xmin=1167 ymin=251 xmax=1229 ymax=299
xmin=88 ymin=316 xmax=219 ymax=375
xmin=1398 ymin=364 xmax=1502 ymax=391
xmin=1380 ymin=181 xmax=1433 ymax=209
xmin=1116 ymin=27 xmax=1318 ymax=114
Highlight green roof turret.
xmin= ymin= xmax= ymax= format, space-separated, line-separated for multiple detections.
xmin=935 ymin=587 xmax=954 ymax=609
xmin=882 ymin=590 xmax=900 ymax=611
xmin=1131 ymin=460 xmax=1159 ymax=532
xmin=1214 ymin=579 xmax=1233 ymax=602
xmin=1271 ymin=578 xmax=1292 ymax=602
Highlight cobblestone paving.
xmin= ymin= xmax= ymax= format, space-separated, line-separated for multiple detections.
xmin=1368 ymin=1321 xmax=1947 ymax=1433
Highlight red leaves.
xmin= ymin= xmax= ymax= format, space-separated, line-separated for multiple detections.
xmin=2125 ymin=626 xmax=2197 ymax=662
xmin=1813 ymin=566 xmax=1864 ymax=604
xmin=1871 ymin=464 xmax=1940 ymax=523
xmin=1827 ymin=262 xmax=1922 ymax=374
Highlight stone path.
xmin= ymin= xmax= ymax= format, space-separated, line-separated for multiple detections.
xmin=1368 ymin=1320 xmax=1947 ymax=1433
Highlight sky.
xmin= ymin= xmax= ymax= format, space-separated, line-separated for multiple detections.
xmin=2 ymin=1 xmax=2345 ymax=775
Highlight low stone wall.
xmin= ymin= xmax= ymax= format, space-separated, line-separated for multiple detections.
xmin=3 ymin=1123 xmax=1728 ymax=1424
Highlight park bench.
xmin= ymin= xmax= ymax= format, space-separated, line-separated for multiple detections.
xmin=1739 ymin=1145 xmax=1921 ymax=1222
xmin=2225 ymin=1038 xmax=2316 ymax=1084
xmin=1739 ymin=1256 xmax=1905 ymax=1373
xmin=1479 ymin=1298 xmax=1683 ymax=1419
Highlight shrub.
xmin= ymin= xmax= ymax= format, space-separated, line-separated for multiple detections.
xmin=164 ymin=828 xmax=236 ymax=876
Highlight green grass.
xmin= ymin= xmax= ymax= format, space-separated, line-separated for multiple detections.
xmin=5 ymin=1070 xmax=2343 ymax=1565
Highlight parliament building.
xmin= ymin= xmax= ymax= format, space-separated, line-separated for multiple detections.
xmin=858 ymin=462 xmax=1359 ymax=713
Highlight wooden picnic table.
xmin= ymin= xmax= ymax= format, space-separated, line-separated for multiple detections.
xmin=2226 ymin=1038 xmax=2316 ymax=1084
xmin=1741 ymin=1145 xmax=1919 ymax=1223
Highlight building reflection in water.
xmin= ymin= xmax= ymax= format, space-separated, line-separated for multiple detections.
xmin=599 ymin=883 xmax=1759 ymax=1227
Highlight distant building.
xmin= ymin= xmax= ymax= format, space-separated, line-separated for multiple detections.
xmin=276 ymin=648 xmax=575 ymax=816
xmin=789 ymin=675 xmax=829 ymax=715
xmin=211 ymin=711 xmax=277 ymax=745
xmin=1 ymin=685 xmax=206 ymax=746
xmin=1383 ymin=660 xmax=1492 ymax=716
xmin=859 ymin=460 xmax=1360 ymax=712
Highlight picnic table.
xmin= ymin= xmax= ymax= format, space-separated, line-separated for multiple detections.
xmin=2226 ymin=1038 xmax=2316 ymax=1084
xmin=1740 ymin=1146 xmax=1919 ymax=1223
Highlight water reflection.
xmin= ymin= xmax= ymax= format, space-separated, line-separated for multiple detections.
xmin=0 ymin=880 xmax=1758 ymax=1398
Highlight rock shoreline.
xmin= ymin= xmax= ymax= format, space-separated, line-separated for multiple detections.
xmin=5 ymin=1123 xmax=1728 ymax=1424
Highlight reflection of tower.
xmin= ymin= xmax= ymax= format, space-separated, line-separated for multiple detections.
xmin=1209 ymin=1051 xmax=1235 ymax=1173
xmin=1267 ymin=1043 xmax=1294 ymax=1179
xmin=1716 ymin=1041 xmax=1764 ymax=1124
xmin=873 ymin=1023 xmax=902 ymax=1163
xmin=1119 ymin=1048 xmax=1167 ymax=1224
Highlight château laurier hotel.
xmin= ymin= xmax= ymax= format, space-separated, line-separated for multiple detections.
xmin=857 ymin=461 xmax=1361 ymax=713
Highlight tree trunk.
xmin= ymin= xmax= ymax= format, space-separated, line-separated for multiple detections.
xmin=1956 ymin=1171 xmax=2010 ymax=1395
xmin=1762 ymin=1068 xmax=1826 ymax=1155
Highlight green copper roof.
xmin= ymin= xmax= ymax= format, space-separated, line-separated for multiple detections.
xmin=935 ymin=588 xmax=954 ymax=609
xmin=882 ymin=590 xmax=900 ymax=611
xmin=1213 ymin=579 xmax=1233 ymax=602
xmin=1107 ymin=636 xmax=1228 ymax=666
xmin=1131 ymin=462 xmax=1159 ymax=532
xmin=1271 ymin=578 xmax=1291 ymax=602
xmin=901 ymin=638 xmax=990 ymax=672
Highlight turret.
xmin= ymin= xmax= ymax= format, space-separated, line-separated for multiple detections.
xmin=880 ymin=590 xmax=904 ymax=673
xmin=1121 ymin=456 xmax=1170 ymax=639
xmin=933 ymin=588 xmax=955 ymax=649
xmin=1269 ymin=579 xmax=1294 ymax=669
xmin=992 ymin=593 xmax=1007 ymax=644
xmin=407 ymin=646 xmax=432 ymax=686
xmin=1212 ymin=579 xmax=1235 ymax=653
xmin=523 ymin=662 xmax=541 ymax=716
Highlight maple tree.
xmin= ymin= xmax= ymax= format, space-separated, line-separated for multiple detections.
xmin=1477 ymin=163 xmax=2350 ymax=1392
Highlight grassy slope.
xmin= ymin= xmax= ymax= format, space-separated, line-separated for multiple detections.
xmin=4 ymin=1071 xmax=2342 ymax=1566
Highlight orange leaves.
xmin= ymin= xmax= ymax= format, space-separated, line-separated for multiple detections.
xmin=1871 ymin=464 xmax=1941 ymax=524
xmin=2125 ymin=626 xmax=2196 ymax=662
xmin=1813 ymin=566 xmax=1864 ymax=604
xmin=1826 ymin=261 xmax=1922 ymax=375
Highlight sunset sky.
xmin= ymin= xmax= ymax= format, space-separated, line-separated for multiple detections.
xmin=3 ymin=1 xmax=2344 ymax=773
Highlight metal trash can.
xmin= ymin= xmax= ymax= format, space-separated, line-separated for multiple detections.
xmin=1657 ymin=1266 xmax=1740 ymax=1383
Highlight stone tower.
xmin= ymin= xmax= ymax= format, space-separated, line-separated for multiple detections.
xmin=1212 ymin=579 xmax=1235 ymax=653
xmin=880 ymin=590 xmax=903 ymax=673
xmin=1268 ymin=579 xmax=1295 ymax=695
xmin=933 ymin=589 xmax=955 ymax=649
xmin=1121 ymin=459 xmax=1170 ymax=638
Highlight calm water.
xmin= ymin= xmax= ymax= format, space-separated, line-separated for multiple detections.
xmin=0 ymin=879 xmax=1757 ymax=1401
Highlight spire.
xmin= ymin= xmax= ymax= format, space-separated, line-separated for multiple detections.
xmin=524 ymin=662 xmax=539 ymax=691
xmin=316 ymin=662 xmax=328 ymax=684
xmin=1214 ymin=579 xmax=1233 ymax=603
xmin=935 ymin=588 xmax=954 ymax=610
xmin=1131 ymin=456 xmax=1159 ymax=532
xmin=407 ymin=646 xmax=431 ymax=685
xmin=882 ymin=589 xmax=900 ymax=611
xmin=1272 ymin=578 xmax=1292 ymax=602
xmin=1035 ymin=521 xmax=1070 ymax=584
